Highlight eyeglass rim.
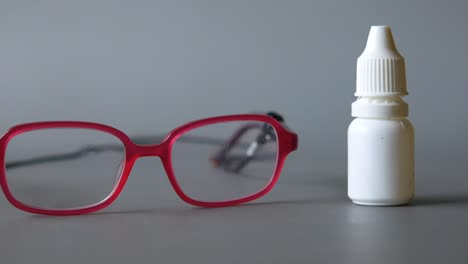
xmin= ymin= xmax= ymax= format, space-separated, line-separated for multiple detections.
xmin=0 ymin=114 xmax=298 ymax=215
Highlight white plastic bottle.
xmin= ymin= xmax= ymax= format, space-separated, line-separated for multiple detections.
xmin=348 ymin=25 xmax=415 ymax=206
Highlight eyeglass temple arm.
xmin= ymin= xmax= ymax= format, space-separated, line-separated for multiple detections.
xmin=210 ymin=111 xmax=284 ymax=173
xmin=5 ymin=144 xmax=123 ymax=170
xmin=5 ymin=135 xmax=225 ymax=170
xmin=4 ymin=113 xmax=285 ymax=170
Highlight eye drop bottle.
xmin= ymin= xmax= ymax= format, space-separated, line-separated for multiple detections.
xmin=348 ymin=25 xmax=415 ymax=206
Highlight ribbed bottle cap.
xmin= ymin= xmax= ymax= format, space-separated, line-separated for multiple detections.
xmin=356 ymin=25 xmax=407 ymax=96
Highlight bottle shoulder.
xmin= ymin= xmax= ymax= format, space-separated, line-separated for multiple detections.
xmin=348 ymin=118 xmax=414 ymax=135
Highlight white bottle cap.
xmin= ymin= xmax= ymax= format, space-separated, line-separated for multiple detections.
xmin=356 ymin=25 xmax=407 ymax=96
xmin=352 ymin=25 xmax=408 ymax=118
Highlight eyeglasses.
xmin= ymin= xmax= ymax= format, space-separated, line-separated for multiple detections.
xmin=0 ymin=112 xmax=298 ymax=215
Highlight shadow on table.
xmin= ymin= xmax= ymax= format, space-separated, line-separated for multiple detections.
xmin=94 ymin=192 xmax=468 ymax=216
xmin=19 ymin=172 xmax=347 ymax=217
xmin=412 ymin=193 xmax=468 ymax=206
xmin=94 ymin=172 xmax=348 ymax=214
xmin=93 ymin=197 xmax=344 ymax=216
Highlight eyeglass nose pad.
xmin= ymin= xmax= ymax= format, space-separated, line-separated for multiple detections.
xmin=113 ymin=159 xmax=124 ymax=186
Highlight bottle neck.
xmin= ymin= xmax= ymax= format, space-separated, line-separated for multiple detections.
xmin=352 ymin=96 xmax=408 ymax=118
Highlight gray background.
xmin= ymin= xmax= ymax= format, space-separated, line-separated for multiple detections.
xmin=1 ymin=0 xmax=468 ymax=263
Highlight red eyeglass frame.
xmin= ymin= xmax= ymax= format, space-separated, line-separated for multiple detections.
xmin=0 ymin=114 xmax=298 ymax=216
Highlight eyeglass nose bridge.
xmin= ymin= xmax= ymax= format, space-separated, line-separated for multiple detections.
xmin=131 ymin=143 xmax=166 ymax=158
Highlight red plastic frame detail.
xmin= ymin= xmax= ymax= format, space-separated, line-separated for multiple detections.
xmin=0 ymin=114 xmax=298 ymax=215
